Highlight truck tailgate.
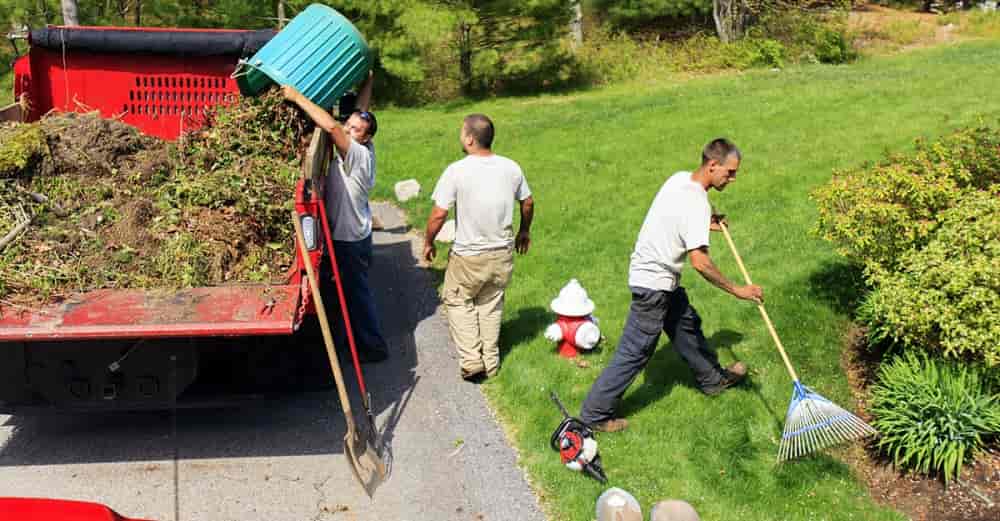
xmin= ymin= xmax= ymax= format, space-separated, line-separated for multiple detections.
xmin=0 ymin=284 xmax=301 ymax=341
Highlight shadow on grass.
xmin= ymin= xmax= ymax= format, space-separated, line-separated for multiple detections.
xmin=806 ymin=259 xmax=868 ymax=316
xmin=617 ymin=329 xmax=747 ymax=417
xmin=499 ymin=306 xmax=549 ymax=363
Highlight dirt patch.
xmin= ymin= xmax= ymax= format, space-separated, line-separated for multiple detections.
xmin=37 ymin=111 xmax=160 ymax=178
xmin=840 ymin=327 xmax=1000 ymax=521
xmin=849 ymin=4 xmax=962 ymax=53
xmin=0 ymin=89 xmax=314 ymax=306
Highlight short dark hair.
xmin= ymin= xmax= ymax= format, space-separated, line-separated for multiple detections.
xmin=463 ymin=114 xmax=494 ymax=149
xmin=701 ymin=138 xmax=741 ymax=165
xmin=353 ymin=110 xmax=377 ymax=137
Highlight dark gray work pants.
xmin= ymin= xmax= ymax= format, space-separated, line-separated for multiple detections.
xmin=579 ymin=286 xmax=724 ymax=424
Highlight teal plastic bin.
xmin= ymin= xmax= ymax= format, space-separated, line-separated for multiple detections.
xmin=235 ymin=4 xmax=372 ymax=109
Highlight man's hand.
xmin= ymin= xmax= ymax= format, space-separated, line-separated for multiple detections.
xmin=710 ymin=214 xmax=728 ymax=232
xmin=515 ymin=230 xmax=531 ymax=254
xmin=733 ymin=284 xmax=764 ymax=303
xmin=282 ymin=85 xmax=302 ymax=103
xmin=423 ymin=242 xmax=437 ymax=263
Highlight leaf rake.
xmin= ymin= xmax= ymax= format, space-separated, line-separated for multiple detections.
xmin=719 ymin=223 xmax=877 ymax=461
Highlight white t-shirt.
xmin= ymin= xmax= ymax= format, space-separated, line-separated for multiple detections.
xmin=325 ymin=139 xmax=375 ymax=242
xmin=628 ymin=171 xmax=711 ymax=292
xmin=431 ymin=154 xmax=532 ymax=256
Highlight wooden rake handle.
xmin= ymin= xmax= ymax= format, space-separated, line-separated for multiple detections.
xmin=719 ymin=222 xmax=800 ymax=382
xmin=293 ymin=212 xmax=357 ymax=425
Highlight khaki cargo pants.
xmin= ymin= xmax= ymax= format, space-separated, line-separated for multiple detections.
xmin=442 ymin=248 xmax=514 ymax=378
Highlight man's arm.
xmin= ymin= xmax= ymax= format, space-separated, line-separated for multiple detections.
xmin=356 ymin=70 xmax=374 ymax=113
xmin=283 ymin=85 xmax=351 ymax=158
xmin=689 ymin=247 xmax=763 ymax=302
xmin=423 ymin=206 xmax=449 ymax=262
xmin=515 ymin=196 xmax=534 ymax=254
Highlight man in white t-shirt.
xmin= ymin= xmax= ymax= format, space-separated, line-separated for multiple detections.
xmin=424 ymin=114 xmax=535 ymax=380
xmin=579 ymin=139 xmax=763 ymax=433
xmin=283 ymin=73 xmax=389 ymax=363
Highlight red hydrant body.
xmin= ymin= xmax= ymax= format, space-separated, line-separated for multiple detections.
xmin=551 ymin=314 xmax=598 ymax=358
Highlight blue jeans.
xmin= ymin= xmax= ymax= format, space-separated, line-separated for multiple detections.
xmin=579 ymin=286 xmax=724 ymax=424
xmin=319 ymin=234 xmax=388 ymax=359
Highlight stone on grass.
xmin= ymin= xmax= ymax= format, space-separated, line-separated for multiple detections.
xmin=394 ymin=179 xmax=420 ymax=202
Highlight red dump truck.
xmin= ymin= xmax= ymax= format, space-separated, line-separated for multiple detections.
xmin=0 ymin=25 xmax=337 ymax=411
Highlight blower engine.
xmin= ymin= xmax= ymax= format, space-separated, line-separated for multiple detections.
xmin=549 ymin=392 xmax=607 ymax=483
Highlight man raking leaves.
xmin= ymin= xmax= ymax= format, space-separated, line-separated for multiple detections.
xmin=578 ymin=137 xmax=875 ymax=460
xmin=579 ymin=139 xmax=762 ymax=433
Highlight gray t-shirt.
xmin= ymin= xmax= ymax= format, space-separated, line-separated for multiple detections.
xmin=628 ymin=171 xmax=711 ymax=292
xmin=325 ymin=139 xmax=375 ymax=242
xmin=431 ymin=154 xmax=531 ymax=256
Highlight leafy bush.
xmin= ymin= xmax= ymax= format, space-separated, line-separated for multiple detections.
xmin=869 ymin=352 xmax=1000 ymax=483
xmin=860 ymin=191 xmax=1000 ymax=366
xmin=755 ymin=10 xmax=857 ymax=64
xmin=813 ymin=125 xmax=1000 ymax=275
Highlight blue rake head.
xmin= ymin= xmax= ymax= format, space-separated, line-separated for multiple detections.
xmin=778 ymin=381 xmax=877 ymax=462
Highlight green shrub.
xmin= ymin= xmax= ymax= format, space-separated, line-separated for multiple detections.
xmin=860 ymin=191 xmax=1000 ymax=366
xmin=869 ymin=352 xmax=1000 ymax=483
xmin=813 ymin=125 xmax=1000 ymax=275
xmin=755 ymin=10 xmax=857 ymax=64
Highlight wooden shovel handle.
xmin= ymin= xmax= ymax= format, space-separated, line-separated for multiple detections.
xmin=719 ymin=222 xmax=799 ymax=382
xmin=293 ymin=212 xmax=357 ymax=424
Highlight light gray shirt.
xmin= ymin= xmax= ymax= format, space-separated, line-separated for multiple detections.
xmin=431 ymin=154 xmax=531 ymax=256
xmin=628 ymin=171 xmax=711 ymax=292
xmin=325 ymin=139 xmax=375 ymax=242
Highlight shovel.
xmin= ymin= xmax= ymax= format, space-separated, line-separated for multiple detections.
xmin=316 ymin=197 xmax=381 ymax=459
xmin=293 ymin=212 xmax=386 ymax=497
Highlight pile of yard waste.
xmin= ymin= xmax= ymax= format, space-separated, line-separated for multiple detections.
xmin=0 ymin=90 xmax=314 ymax=307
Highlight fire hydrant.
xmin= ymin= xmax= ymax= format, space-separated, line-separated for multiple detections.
xmin=544 ymin=279 xmax=602 ymax=358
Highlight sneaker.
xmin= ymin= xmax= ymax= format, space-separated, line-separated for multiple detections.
xmin=701 ymin=362 xmax=748 ymax=396
xmin=591 ymin=418 xmax=629 ymax=433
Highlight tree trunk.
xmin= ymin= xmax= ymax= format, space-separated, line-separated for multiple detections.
xmin=134 ymin=0 xmax=141 ymax=26
xmin=570 ymin=2 xmax=583 ymax=49
xmin=459 ymin=23 xmax=473 ymax=93
xmin=61 ymin=0 xmax=79 ymax=26
xmin=278 ymin=0 xmax=287 ymax=28
xmin=712 ymin=0 xmax=747 ymax=43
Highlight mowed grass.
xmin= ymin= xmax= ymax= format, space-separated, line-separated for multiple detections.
xmin=375 ymin=42 xmax=1000 ymax=521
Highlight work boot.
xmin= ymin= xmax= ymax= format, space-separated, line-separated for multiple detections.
xmin=591 ymin=418 xmax=629 ymax=433
xmin=700 ymin=362 xmax=748 ymax=396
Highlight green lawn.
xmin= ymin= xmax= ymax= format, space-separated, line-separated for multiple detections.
xmin=376 ymin=42 xmax=1000 ymax=521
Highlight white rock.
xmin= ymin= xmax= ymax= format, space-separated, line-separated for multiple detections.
xmin=436 ymin=219 xmax=456 ymax=243
xmin=394 ymin=179 xmax=420 ymax=202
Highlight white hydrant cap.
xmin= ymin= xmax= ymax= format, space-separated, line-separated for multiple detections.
xmin=550 ymin=278 xmax=595 ymax=316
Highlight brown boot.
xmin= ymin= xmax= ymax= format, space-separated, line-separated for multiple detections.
xmin=701 ymin=362 xmax=748 ymax=396
xmin=591 ymin=418 xmax=629 ymax=433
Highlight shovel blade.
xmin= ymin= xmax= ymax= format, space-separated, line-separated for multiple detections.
xmin=345 ymin=427 xmax=387 ymax=498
